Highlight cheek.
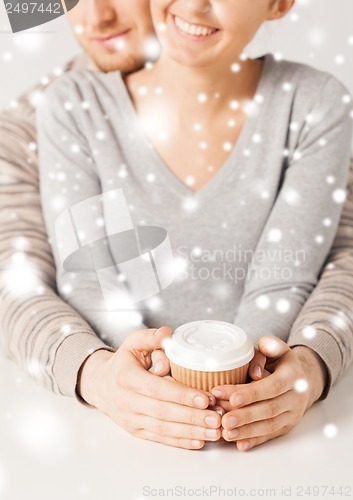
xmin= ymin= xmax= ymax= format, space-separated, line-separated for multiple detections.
xmin=150 ymin=0 xmax=173 ymax=22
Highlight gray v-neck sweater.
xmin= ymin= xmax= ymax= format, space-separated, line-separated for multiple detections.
xmin=37 ymin=53 xmax=353 ymax=348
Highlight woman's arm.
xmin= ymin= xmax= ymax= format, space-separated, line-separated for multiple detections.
xmin=233 ymin=75 xmax=353 ymax=345
xmin=37 ymin=73 xmax=148 ymax=349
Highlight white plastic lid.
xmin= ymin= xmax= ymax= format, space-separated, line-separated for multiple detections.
xmin=164 ymin=320 xmax=254 ymax=372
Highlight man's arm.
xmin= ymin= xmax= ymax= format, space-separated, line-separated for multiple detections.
xmin=287 ymin=160 xmax=353 ymax=400
xmin=0 ymin=78 xmax=116 ymax=403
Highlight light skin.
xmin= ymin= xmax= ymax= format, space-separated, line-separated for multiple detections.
xmin=65 ymin=0 xmax=328 ymax=450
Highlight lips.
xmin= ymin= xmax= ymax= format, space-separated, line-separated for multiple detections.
xmin=94 ymin=30 xmax=130 ymax=47
xmin=172 ymin=14 xmax=219 ymax=39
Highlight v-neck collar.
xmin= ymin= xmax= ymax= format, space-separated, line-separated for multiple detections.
xmin=115 ymin=52 xmax=275 ymax=201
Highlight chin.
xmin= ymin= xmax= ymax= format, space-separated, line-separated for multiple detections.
xmin=90 ymin=51 xmax=145 ymax=74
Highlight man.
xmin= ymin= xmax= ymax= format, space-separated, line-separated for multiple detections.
xmin=0 ymin=0 xmax=352 ymax=451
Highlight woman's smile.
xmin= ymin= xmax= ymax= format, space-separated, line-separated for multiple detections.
xmin=169 ymin=12 xmax=221 ymax=42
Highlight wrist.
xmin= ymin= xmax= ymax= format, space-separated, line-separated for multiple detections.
xmin=291 ymin=345 xmax=328 ymax=407
xmin=77 ymin=349 xmax=113 ymax=407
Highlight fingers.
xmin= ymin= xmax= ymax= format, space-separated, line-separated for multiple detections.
xmin=208 ymin=404 xmax=226 ymax=417
xmin=134 ymin=415 xmax=222 ymax=444
xmin=257 ymin=336 xmax=291 ymax=361
xmin=122 ymin=325 xmax=173 ymax=352
xmin=227 ymin=357 xmax=294 ymax=407
xmin=213 ymin=400 xmax=233 ymax=413
xmin=248 ymin=348 xmax=267 ymax=380
xmin=211 ymin=384 xmax=246 ymax=401
xmin=134 ymin=428 xmax=205 ymax=450
xmin=134 ymin=391 xmax=222 ymax=428
xmin=125 ymin=369 xmax=215 ymax=409
xmin=236 ymin=426 xmax=292 ymax=452
xmin=222 ymin=411 xmax=292 ymax=442
xmin=222 ymin=391 xmax=292 ymax=430
xmin=148 ymin=349 xmax=171 ymax=376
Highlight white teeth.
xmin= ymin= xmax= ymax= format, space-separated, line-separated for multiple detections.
xmin=174 ymin=16 xmax=215 ymax=37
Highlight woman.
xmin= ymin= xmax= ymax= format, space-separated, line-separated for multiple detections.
xmin=38 ymin=0 xmax=352 ymax=447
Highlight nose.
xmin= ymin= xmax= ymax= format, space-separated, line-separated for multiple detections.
xmin=86 ymin=0 xmax=117 ymax=28
xmin=184 ymin=0 xmax=211 ymax=15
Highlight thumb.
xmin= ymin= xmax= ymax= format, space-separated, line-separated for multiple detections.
xmin=122 ymin=325 xmax=173 ymax=352
xmin=148 ymin=349 xmax=171 ymax=375
xmin=257 ymin=336 xmax=290 ymax=360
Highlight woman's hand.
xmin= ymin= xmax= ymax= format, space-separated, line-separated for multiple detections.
xmin=211 ymin=336 xmax=328 ymax=451
xmin=78 ymin=326 xmax=223 ymax=450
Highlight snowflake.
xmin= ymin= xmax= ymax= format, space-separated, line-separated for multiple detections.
xmin=315 ymin=235 xmax=324 ymax=244
xmin=342 ymin=94 xmax=351 ymax=104
xmin=198 ymin=93 xmax=207 ymax=103
xmin=326 ymin=175 xmax=335 ymax=185
xmin=186 ymin=176 xmax=195 ymax=186
xmin=146 ymin=173 xmax=156 ymax=183
xmin=61 ymin=283 xmax=73 ymax=295
xmin=64 ymin=101 xmax=73 ymax=111
xmin=265 ymin=337 xmax=283 ymax=356
xmin=57 ymin=172 xmax=66 ymax=182
xmin=12 ymin=236 xmax=28 ymax=250
xmin=146 ymin=296 xmax=163 ymax=311
xmin=302 ymin=326 xmax=316 ymax=339
xmin=96 ymin=131 xmax=106 ymax=141
xmin=267 ymin=228 xmax=282 ymax=242
xmin=81 ymin=100 xmax=90 ymax=110
xmin=118 ymin=167 xmax=128 ymax=178
xmin=256 ymin=295 xmax=270 ymax=310
xmin=282 ymin=187 xmax=300 ymax=205
xmin=74 ymin=24 xmax=84 ymax=34
xmin=252 ymin=133 xmax=262 ymax=144
xmin=332 ymin=189 xmax=346 ymax=203
xmin=282 ymin=82 xmax=293 ymax=92
xmin=191 ymin=246 xmax=202 ymax=257
xmin=230 ymin=63 xmax=241 ymax=73
xmin=70 ymin=144 xmax=80 ymax=154
xmin=27 ymin=359 xmax=43 ymax=377
xmin=334 ymin=54 xmax=345 ymax=65
xmin=157 ymin=22 xmax=167 ymax=33
xmin=3 ymin=52 xmax=13 ymax=62
xmin=294 ymin=378 xmax=309 ymax=393
xmin=276 ymin=299 xmax=290 ymax=313
xmin=274 ymin=52 xmax=283 ymax=61
xmin=308 ymin=28 xmax=325 ymax=47
xmin=323 ymin=423 xmax=338 ymax=439
xmin=230 ymin=100 xmax=240 ymax=110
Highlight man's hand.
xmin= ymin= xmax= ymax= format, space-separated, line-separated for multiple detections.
xmin=211 ymin=336 xmax=328 ymax=451
xmin=78 ymin=326 xmax=223 ymax=450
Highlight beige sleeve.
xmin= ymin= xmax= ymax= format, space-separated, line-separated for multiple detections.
xmin=287 ymin=160 xmax=353 ymax=400
xmin=0 ymin=105 xmax=116 ymax=406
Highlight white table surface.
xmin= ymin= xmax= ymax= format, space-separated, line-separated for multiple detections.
xmin=0 ymin=354 xmax=352 ymax=500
